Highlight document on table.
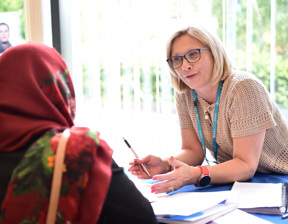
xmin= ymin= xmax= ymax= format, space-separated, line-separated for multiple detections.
xmin=151 ymin=191 xmax=230 ymax=216
xmin=130 ymin=177 xmax=230 ymax=216
xmin=212 ymin=208 xmax=273 ymax=224
xmin=225 ymin=181 xmax=287 ymax=215
xmin=130 ymin=178 xmax=168 ymax=202
xmin=157 ymin=203 xmax=237 ymax=224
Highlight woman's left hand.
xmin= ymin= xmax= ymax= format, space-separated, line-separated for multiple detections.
xmin=150 ymin=157 xmax=201 ymax=194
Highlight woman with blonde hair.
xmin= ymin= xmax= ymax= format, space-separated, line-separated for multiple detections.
xmin=129 ymin=26 xmax=288 ymax=193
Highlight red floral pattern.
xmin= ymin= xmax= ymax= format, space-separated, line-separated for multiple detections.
xmin=0 ymin=43 xmax=113 ymax=223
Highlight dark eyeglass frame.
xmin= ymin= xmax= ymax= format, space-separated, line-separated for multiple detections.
xmin=166 ymin=47 xmax=210 ymax=69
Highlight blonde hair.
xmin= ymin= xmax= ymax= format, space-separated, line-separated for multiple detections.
xmin=166 ymin=26 xmax=232 ymax=92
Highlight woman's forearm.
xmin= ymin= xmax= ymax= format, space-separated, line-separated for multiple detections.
xmin=174 ymin=148 xmax=204 ymax=167
xmin=209 ymin=158 xmax=257 ymax=185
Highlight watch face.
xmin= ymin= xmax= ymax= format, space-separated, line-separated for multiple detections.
xmin=199 ymin=176 xmax=211 ymax=187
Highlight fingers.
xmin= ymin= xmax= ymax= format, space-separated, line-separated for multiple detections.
xmin=170 ymin=156 xmax=185 ymax=169
xmin=129 ymin=157 xmax=148 ymax=166
xmin=129 ymin=158 xmax=139 ymax=166
xmin=168 ymin=186 xmax=175 ymax=192
xmin=150 ymin=171 xmax=178 ymax=194
xmin=128 ymin=163 xmax=142 ymax=175
xmin=128 ymin=159 xmax=150 ymax=179
xmin=135 ymin=156 xmax=150 ymax=163
xmin=151 ymin=181 xmax=176 ymax=194
xmin=168 ymin=156 xmax=175 ymax=169
xmin=128 ymin=167 xmax=146 ymax=178
xmin=150 ymin=160 xmax=189 ymax=193
xmin=152 ymin=167 xmax=178 ymax=181
xmin=152 ymin=173 xmax=171 ymax=181
xmin=128 ymin=159 xmax=141 ymax=172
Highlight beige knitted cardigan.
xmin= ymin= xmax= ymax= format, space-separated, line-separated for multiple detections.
xmin=175 ymin=70 xmax=288 ymax=174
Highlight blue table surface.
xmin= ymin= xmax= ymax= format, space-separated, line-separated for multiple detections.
xmin=126 ymin=168 xmax=288 ymax=224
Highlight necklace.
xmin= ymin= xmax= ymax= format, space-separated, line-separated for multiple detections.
xmin=193 ymin=81 xmax=223 ymax=164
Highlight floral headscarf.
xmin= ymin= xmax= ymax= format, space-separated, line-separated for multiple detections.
xmin=0 ymin=43 xmax=113 ymax=224
xmin=0 ymin=42 xmax=75 ymax=152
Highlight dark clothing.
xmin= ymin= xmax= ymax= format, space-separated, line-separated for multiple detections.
xmin=0 ymin=42 xmax=12 ymax=54
xmin=98 ymin=160 xmax=157 ymax=224
xmin=0 ymin=148 xmax=27 ymax=205
xmin=0 ymin=131 xmax=46 ymax=206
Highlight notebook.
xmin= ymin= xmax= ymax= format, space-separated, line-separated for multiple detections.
xmin=150 ymin=191 xmax=236 ymax=224
xmin=156 ymin=203 xmax=237 ymax=224
xmin=225 ymin=181 xmax=288 ymax=215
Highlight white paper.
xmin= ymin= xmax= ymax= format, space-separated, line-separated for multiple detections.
xmin=213 ymin=209 xmax=273 ymax=224
xmin=130 ymin=178 xmax=168 ymax=202
xmin=151 ymin=191 xmax=230 ymax=216
xmin=225 ymin=182 xmax=283 ymax=208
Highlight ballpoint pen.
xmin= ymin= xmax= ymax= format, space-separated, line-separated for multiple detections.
xmin=123 ymin=137 xmax=151 ymax=177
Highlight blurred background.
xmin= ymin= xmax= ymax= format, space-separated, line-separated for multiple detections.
xmin=1 ymin=0 xmax=287 ymax=166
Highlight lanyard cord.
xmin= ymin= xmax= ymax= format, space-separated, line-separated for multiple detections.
xmin=193 ymin=81 xmax=223 ymax=165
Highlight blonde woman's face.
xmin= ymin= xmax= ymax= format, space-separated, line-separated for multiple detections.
xmin=171 ymin=34 xmax=214 ymax=93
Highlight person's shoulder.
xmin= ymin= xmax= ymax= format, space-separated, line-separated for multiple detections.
xmin=230 ymin=70 xmax=260 ymax=81
xmin=222 ymin=70 xmax=269 ymax=102
xmin=227 ymin=70 xmax=266 ymax=89
xmin=175 ymin=88 xmax=193 ymax=96
xmin=175 ymin=88 xmax=193 ymax=100
xmin=174 ymin=88 xmax=194 ymax=108
xmin=70 ymin=126 xmax=100 ymax=145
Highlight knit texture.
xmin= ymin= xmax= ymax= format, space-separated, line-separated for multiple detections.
xmin=175 ymin=70 xmax=288 ymax=174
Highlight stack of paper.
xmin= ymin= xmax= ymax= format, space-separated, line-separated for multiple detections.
xmin=157 ymin=204 xmax=237 ymax=224
xmin=151 ymin=191 xmax=236 ymax=224
xmin=225 ymin=182 xmax=287 ymax=215
xmin=212 ymin=208 xmax=273 ymax=224
xmin=130 ymin=178 xmax=275 ymax=223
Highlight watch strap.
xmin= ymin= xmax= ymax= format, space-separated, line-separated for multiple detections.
xmin=194 ymin=165 xmax=210 ymax=187
xmin=197 ymin=165 xmax=209 ymax=175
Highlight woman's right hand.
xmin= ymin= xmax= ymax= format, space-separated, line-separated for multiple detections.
xmin=128 ymin=155 xmax=170 ymax=179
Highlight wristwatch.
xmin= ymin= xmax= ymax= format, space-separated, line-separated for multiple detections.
xmin=195 ymin=166 xmax=211 ymax=187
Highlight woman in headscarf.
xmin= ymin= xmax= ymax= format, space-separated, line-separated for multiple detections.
xmin=0 ymin=42 xmax=156 ymax=224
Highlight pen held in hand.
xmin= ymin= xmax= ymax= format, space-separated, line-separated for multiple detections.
xmin=123 ymin=137 xmax=151 ymax=177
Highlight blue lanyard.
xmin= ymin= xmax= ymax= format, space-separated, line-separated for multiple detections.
xmin=193 ymin=81 xmax=223 ymax=164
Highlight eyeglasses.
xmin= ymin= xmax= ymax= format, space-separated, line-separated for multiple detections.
xmin=166 ymin=48 xmax=209 ymax=69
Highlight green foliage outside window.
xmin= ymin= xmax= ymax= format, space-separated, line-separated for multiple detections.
xmin=2 ymin=0 xmax=287 ymax=108
xmin=212 ymin=0 xmax=288 ymax=108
